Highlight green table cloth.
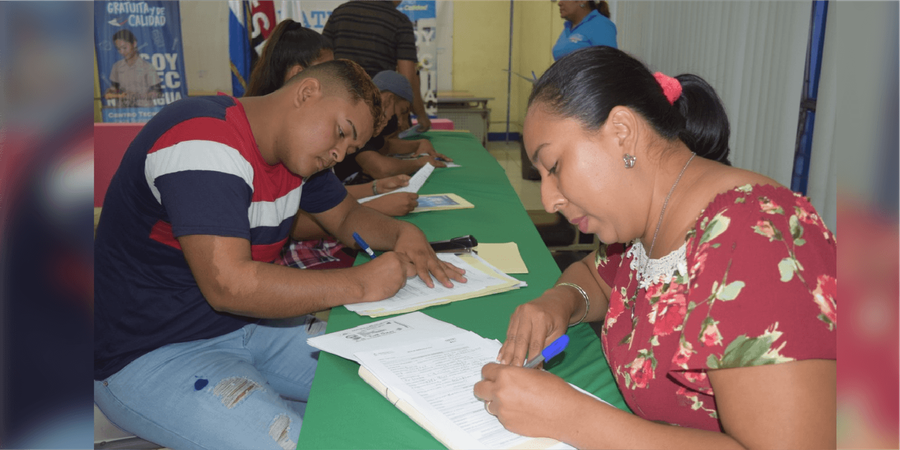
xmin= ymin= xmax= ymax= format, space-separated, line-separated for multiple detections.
xmin=296 ymin=131 xmax=631 ymax=449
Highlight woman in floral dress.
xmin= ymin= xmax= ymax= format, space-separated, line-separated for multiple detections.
xmin=474 ymin=46 xmax=836 ymax=448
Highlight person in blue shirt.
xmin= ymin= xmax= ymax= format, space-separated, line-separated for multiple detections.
xmin=552 ymin=0 xmax=618 ymax=61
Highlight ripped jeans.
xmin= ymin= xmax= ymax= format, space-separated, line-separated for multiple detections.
xmin=94 ymin=315 xmax=326 ymax=450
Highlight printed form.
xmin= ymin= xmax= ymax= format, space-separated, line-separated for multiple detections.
xmin=343 ymin=253 xmax=521 ymax=316
xmin=307 ymin=311 xmax=470 ymax=363
xmin=354 ymin=333 xmax=566 ymax=450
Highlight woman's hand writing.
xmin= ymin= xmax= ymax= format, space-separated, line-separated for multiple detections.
xmin=498 ymin=292 xmax=576 ymax=366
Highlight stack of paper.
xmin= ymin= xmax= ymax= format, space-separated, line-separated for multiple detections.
xmin=473 ymin=242 xmax=528 ymax=274
xmin=344 ymin=253 xmax=524 ymax=318
xmin=308 ymin=313 xmax=576 ymax=450
xmin=358 ymin=163 xmax=434 ymax=203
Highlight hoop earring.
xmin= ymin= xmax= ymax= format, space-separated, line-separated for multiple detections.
xmin=623 ymin=154 xmax=636 ymax=169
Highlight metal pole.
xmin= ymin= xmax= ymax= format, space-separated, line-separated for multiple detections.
xmin=505 ymin=0 xmax=514 ymax=143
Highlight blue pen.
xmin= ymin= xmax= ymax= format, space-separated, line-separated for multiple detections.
xmin=352 ymin=232 xmax=376 ymax=259
xmin=524 ymin=335 xmax=569 ymax=368
xmin=531 ymin=70 xmax=537 ymax=81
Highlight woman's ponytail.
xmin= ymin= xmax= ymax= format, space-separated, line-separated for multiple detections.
xmin=530 ymin=46 xmax=732 ymax=166
xmin=673 ymin=74 xmax=731 ymax=165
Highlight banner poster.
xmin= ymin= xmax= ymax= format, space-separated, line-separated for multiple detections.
xmin=293 ymin=1 xmax=336 ymax=34
xmin=398 ymin=0 xmax=437 ymax=116
xmin=94 ymin=1 xmax=188 ymax=123
xmin=294 ymin=1 xmax=437 ymax=117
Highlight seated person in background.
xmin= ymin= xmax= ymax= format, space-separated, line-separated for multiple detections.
xmin=245 ymin=19 xmax=335 ymax=97
xmin=333 ymin=70 xmax=452 ymax=185
xmin=474 ymin=46 xmax=835 ymax=449
xmin=94 ymin=59 xmax=466 ymax=449
xmin=244 ymin=19 xmax=419 ymax=269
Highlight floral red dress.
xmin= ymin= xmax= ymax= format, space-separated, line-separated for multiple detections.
xmin=597 ymin=184 xmax=837 ymax=431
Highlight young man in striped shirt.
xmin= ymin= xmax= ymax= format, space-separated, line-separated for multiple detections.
xmin=94 ymin=59 xmax=464 ymax=449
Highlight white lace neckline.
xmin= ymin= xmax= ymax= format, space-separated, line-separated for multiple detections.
xmin=627 ymin=240 xmax=689 ymax=289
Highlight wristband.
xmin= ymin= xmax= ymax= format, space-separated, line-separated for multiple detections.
xmin=556 ymin=282 xmax=590 ymax=327
xmin=372 ymin=179 xmax=378 ymax=195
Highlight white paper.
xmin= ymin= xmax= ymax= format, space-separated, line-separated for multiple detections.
xmin=358 ymin=163 xmax=435 ymax=203
xmin=307 ymin=312 xmax=468 ymax=363
xmin=355 ymin=333 xmax=546 ymax=450
xmin=344 ymin=253 xmax=521 ymax=316
xmin=398 ymin=127 xmax=423 ymax=139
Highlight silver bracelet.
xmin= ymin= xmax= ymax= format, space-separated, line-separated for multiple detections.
xmin=556 ymin=282 xmax=590 ymax=327
xmin=372 ymin=179 xmax=378 ymax=195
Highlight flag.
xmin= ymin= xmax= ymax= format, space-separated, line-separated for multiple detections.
xmin=228 ymin=1 xmax=251 ymax=97
xmin=229 ymin=1 xmax=277 ymax=97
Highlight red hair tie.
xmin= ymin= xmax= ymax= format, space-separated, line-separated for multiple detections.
xmin=654 ymin=72 xmax=682 ymax=105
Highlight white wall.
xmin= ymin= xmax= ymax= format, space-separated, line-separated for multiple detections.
xmin=617 ymin=1 xmax=812 ymax=188
xmin=180 ymin=1 xmax=231 ymax=95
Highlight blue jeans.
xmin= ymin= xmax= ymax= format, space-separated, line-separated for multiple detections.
xmin=94 ymin=315 xmax=326 ymax=450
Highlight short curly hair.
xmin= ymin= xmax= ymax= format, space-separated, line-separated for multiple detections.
xmin=285 ymin=59 xmax=384 ymax=133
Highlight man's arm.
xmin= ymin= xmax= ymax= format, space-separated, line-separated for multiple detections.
xmin=312 ymin=195 xmax=465 ymax=288
xmin=378 ymin=137 xmax=419 ymax=155
xmin=355 ymin=148 xmax=440 ymax=179
xmin=179 ymin=232 xmax=416 ymax=319
xmin=289 ymin=210 xmax=330 ymax=241
xmin=397 ymin=59 xmax=431 ymax=131
xmin=381 ymin=138 xmax=452 ymax=162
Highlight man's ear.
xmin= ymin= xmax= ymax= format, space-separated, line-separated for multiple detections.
xmin=292 ymin=77 xmax=321 ymax=108
xmin=381 ymin=93 xmax=394 ymax=117
xmin=283 ymin=64 xmax=305 ymax=85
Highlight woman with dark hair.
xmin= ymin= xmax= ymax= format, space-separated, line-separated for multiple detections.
xmin=245 ymin=19 xmax=419 ymax=269
xmin=246 ymin=20 xmax=334 ymax=97
xmin=474 ymin=46 xmax=836 ymax=448
xmin=552 ymin=0 xmax=617 ymax=61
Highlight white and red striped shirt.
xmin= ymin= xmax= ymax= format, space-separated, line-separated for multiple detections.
xmin=95 ymin=95 xmax=346 ymax=380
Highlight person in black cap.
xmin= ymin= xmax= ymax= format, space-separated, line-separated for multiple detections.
xmin=334 ymin=70 xmax=452 ymax=184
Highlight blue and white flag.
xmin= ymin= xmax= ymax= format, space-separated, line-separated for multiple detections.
xmin=230 ymin=1 xmax=277 ymax=97
xmin=228 ymin=1 xmax=252 ymax=97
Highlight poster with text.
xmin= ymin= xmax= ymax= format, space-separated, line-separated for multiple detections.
xmin=398 ymin=0 xmax=437 ymax=116
xmin=94 ymin=1 xmax=188 ymax=123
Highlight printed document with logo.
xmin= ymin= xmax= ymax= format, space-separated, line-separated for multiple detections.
xmin=343 ymin=253 xmax=524 ymax=318
xmin=306 ymin=312 xmax=468 ymax=363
